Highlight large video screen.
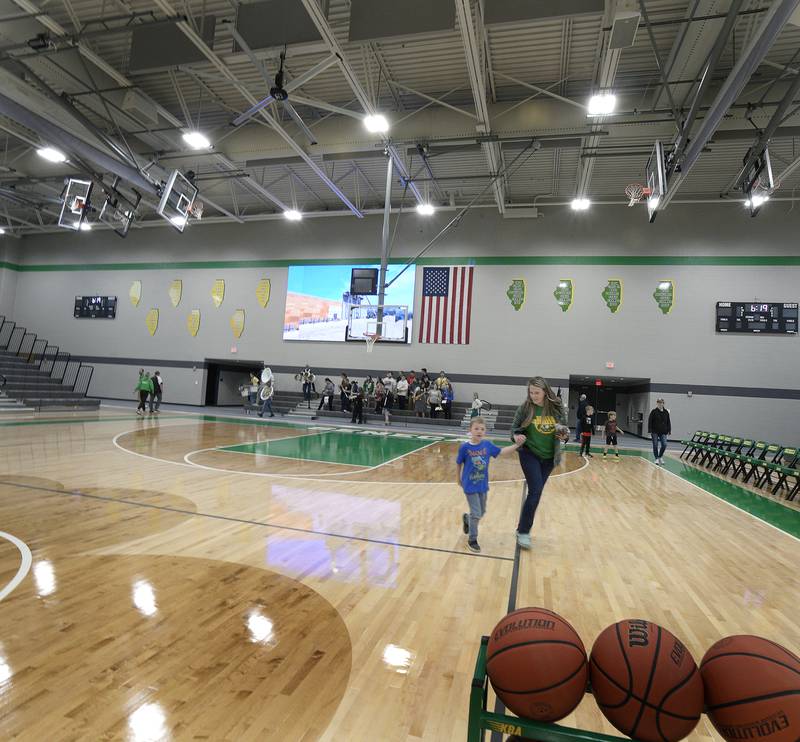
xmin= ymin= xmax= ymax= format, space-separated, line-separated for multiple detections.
xmin=283 ymin=263 xmax=416 ymax=342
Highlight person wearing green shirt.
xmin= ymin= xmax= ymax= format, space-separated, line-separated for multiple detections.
xmin=134 ymin=370 xmax=153 ymax=416
xmin=511 ymin=376 xmax=569 ymax=549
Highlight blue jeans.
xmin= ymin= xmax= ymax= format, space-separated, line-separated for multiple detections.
xmin=464 ymin=491 xmax=487 ymax=541
xmin=517 ymin=447 xmax=555 ymax=534
xmin=652 ymin=433 xmax=668 ymax=459
xmin=260 ymin=398 xmax=274 ymax=416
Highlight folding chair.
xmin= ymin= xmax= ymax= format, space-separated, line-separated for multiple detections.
xmin=767 ymin=447 xmax=799 ymax=496
xmin=714 ymin=437 xmax=743 ymax=473
xmin=691 ymin=433 xmax=718 ymax=464
xmin=680 ymin=431 xmax=704 ymax=459
xmin=739 ymin=442 xmax=770 ymax=485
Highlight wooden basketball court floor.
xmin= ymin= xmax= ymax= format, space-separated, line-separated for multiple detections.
xmin=0 ymin=409 xmax=798 ymax=741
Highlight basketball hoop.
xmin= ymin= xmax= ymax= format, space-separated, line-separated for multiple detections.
xmin=364 ymin=333 xmax=380 ymax=353
xmin=625 ymin=183 xmax=651 ymax=207
xmin=190 ymin=200 xmax=204 ymax=220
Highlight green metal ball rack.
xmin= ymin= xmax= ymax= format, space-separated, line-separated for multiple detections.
xmin=468 ymin=636 xmax=628 ymax=742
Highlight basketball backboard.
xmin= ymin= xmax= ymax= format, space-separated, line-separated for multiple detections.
xmin=742 ymin=146 xmax=773 ymax=217
xmin=645 ymin=141 xmax=666 ymax=223
xmin=157 ymin=169 xmax=198 ymax=232
xmin=98 ymin=184 xmax=141 ymax=238
xmin=58 ymin=178 xmax=93 ymax=231
xmin=345 ymin=304 xmax=409 ymax=343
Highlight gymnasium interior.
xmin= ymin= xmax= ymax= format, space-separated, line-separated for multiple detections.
xmin=0 ymin=1 xmax=798 ymax=740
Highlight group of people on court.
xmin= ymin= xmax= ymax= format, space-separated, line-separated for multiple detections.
xmin=312 ymin=368 xmax=456 ymax=424
xmin=133 ymin=369 xmax=164 ymax=415
xmin=457 ymin=379 xmax=674 ymax=553
xmin=574 ymin=393 xmax=672 ymax=464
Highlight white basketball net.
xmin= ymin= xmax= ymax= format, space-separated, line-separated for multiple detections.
xmin=364 ymin=334 xmax=380 ymax=353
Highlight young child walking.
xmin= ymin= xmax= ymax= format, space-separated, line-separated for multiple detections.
xmin=456 ymin=417 xmax=521 ymax=553
xmin=579 ymin=404 xmax=594 ymax=458
xmin=603 ymin=411 xmax=624 ymax=458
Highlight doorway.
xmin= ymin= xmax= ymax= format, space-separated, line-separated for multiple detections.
xmin=205 ymin=358 xmax=262 ymax=406
xmin=567 ymin=375 xmax=651 ymax=436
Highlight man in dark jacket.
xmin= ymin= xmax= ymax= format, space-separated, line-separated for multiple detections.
xmin=648 ymin=398 xmax=672 ymax=465
xmin=575 ymin=393 xmax=587 ymax=441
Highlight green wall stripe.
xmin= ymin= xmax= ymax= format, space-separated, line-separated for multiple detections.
xmin=3 ymin=255 xmax=800 ymax=272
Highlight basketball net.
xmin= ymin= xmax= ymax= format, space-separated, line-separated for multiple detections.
xmin=364 ymin=333 xmax=380 ymax=353
xmin=625 ymin=183 xmax=651 ymax=207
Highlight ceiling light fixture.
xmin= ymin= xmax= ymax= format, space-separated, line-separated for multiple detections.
xmin=363 ymin=114 xmax=389 ymax=134
xmin=745 ymin=194 xmax=768 ymax=209
xmin=0 ymin=227 xmax=5 ymax=235
xmin=570 ymin=198 xmax=591 ymax=211
xmin=37 ymin=146 xmax=66 ymax=163
xmin=284 ymin=209 xmax=302 ymax=221
xmin=587 ymin=93 xmax=616 ymax=116
xmin=416 ymin=203 xmax=435 ymax=216
xmin=79 ymin=221 xmax=92 ymax=231
xmin=182 ymin=131 xmax=211 ymax=150
xmin=170 ymin=215 xmax=187 ymax=229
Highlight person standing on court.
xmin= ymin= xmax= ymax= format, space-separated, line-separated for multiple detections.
xmin=648 ymin=398 xmax=672 ymax=465
xmin=134 ymin=370 xmax=153 ymax=416
xmin=574 ymin=393 xmax=587 ymax=441
xmin=511 ymin=377 xmax=570 ymax=549
xmin=396 ymin=374 xmax=409 ymax=409
xmin=149 ymin=370 xmax=164 ymax=414
xmin=317 ymin=378 xmax=334 ymax=412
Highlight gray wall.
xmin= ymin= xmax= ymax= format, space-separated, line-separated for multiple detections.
xmin=0 ymin=242 xmax=18 ymax=318
xmin=6 ymin=205 xmax=800 ymax=441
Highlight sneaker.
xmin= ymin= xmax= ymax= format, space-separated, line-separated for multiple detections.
xmin=587 ymin=453 xmax=593 ymax=458
xmin=516 ymin=533 xmax=532 ymax=550
xmin=615 ymin=454 xmax=620 ymax=459
xmin=467 ymin=540 xmax=481 ymax=553
xmin=462 ymin=513 xmax=469 ymax=535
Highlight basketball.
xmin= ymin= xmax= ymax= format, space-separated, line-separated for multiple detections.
xmin=701 ymin=635 xmax=800 ymax=742
xmin=486 ymin=607 xmax=588 ymax=722
xmin=589 ymin=619 xmax=704 ymax=742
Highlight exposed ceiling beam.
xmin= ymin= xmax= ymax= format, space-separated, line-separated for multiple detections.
xmin=660 ymin=0 xmax=800 ymax=210
xmin=298 ymin=0 xmax=423 ymax=206
xmin=455 ymin=0 xmax=504 ymax=213
xmin=148 ymin=0 xmax=362 ymax=217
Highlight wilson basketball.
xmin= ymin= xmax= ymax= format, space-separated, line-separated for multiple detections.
xmin=701 ymin=635 xmax=800 ymax=742
xmin=486 ymin=607 xmax=588 ymax=722
xmin=589 ymin=619 xmax=704 ymax=742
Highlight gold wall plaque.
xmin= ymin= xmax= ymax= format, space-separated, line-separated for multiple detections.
xmin=230 ymin=309 xmax=245 ymax=338
xmin=211 ymin=279 xmax=225 ymax=308
xmin=169 ymin=279 xmax=182 ymax=308
xmin=256 ymin=278 xmax=271 ymax=308
xmin=186 ymin=309 xmax=200 ymax=337
xmin=145 ymin=308 xmax=159 ymax=336
xmin=129 ymin=280 xmax=142 ymax=307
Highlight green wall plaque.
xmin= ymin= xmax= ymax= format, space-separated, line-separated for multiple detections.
xmin=602 ymin=278 xmax=623 ymax=313
xmin=506 ymin=279 xmax=526 ymax=311
xmin=653 ymin=279 xmax=675 ymax=314
xmin=553 ymin=279 xmax=573 ymax=312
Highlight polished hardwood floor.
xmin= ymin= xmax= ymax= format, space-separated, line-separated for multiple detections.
xmin=0 ymin=410 xmax=798 ymax=741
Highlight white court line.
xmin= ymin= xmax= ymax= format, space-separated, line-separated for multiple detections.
xmin=638 ymin=455 xmax=800 ymax=544
xmin=111 ymin=417 xmax=589 ymax=486
xmin=0 ymin=531 xmax=33 ymax=602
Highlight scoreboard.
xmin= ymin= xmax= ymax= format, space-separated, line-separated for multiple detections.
xmin=716 ymin=302 xmax=797 ymax=334
xmin=74 ymin=295 xmax=117 ymax=319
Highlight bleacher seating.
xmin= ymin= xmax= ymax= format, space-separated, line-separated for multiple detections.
xmin=0 ymin=316 xmax=98 ymax=411
xmin=680 ymin=430 xmax=799 ymax=502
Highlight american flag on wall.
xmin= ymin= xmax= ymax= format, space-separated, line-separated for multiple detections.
xmin=419 ymin=266 xmax=475 ymax=344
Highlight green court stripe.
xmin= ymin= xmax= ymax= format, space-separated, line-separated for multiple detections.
xmin=660 ymin=455 xmax=800 ymax=539
xmin=4 ymin=255 xmax=800 ymax=272
xmin=222 ymin=430 xmax=432 ymax=467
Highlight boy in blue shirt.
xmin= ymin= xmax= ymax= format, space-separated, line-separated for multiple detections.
xmin=456 ymin=417 xmax=521 ymax=553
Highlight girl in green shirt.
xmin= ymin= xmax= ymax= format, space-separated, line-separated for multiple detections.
xmin=510 ymin=376 xmax=569 ymax=549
